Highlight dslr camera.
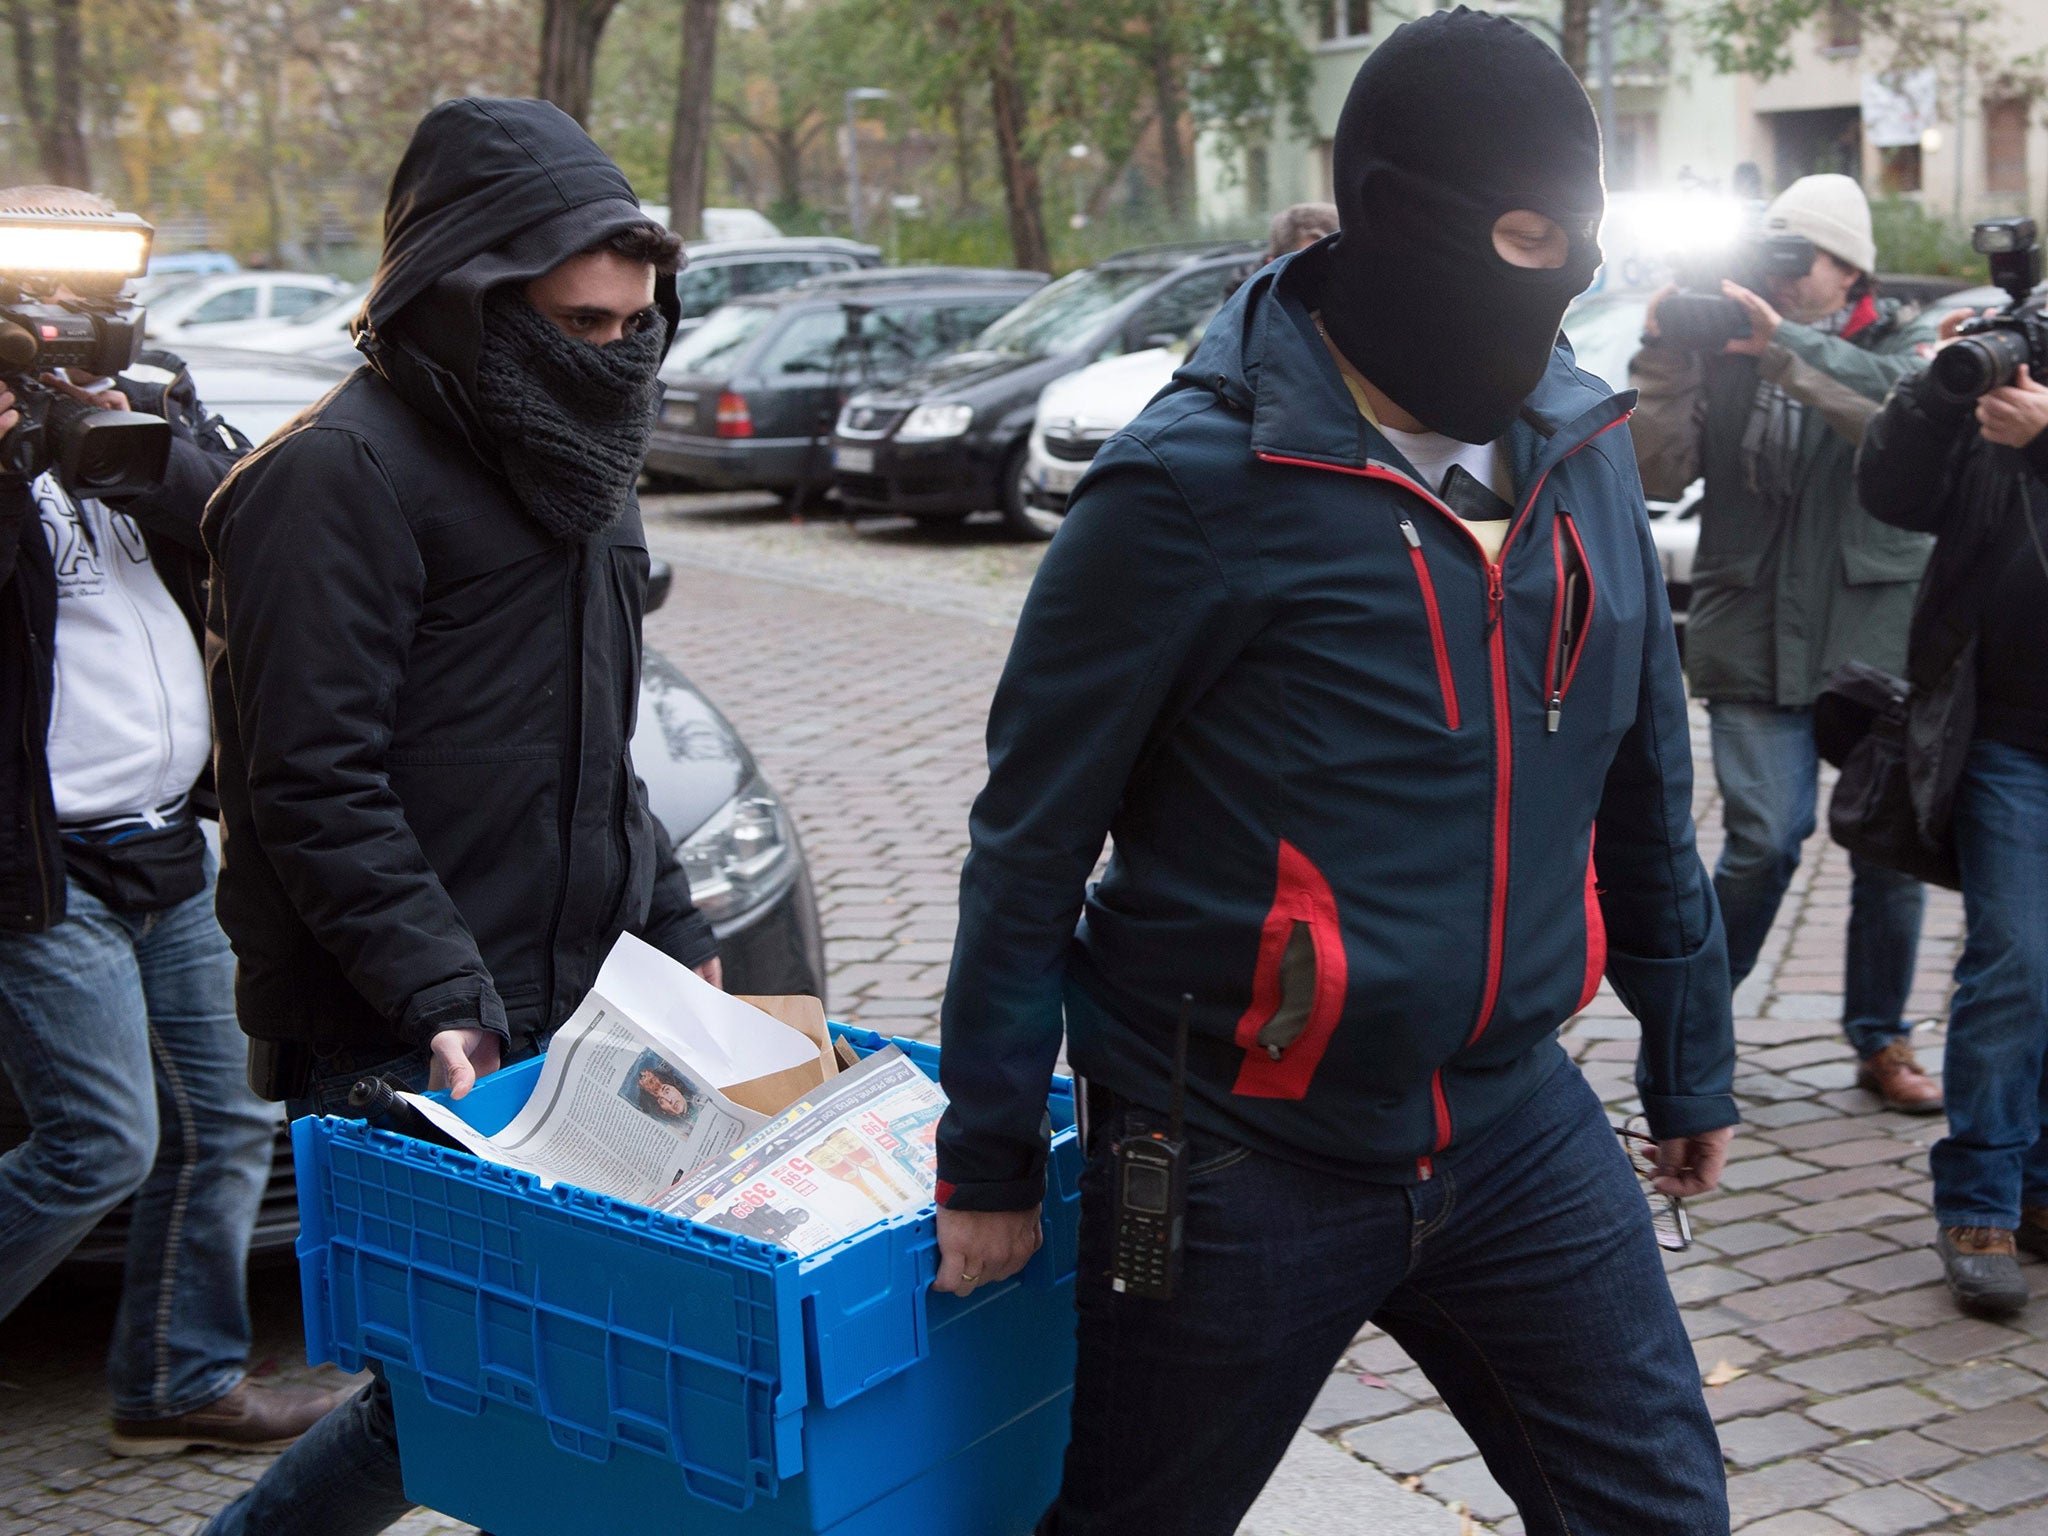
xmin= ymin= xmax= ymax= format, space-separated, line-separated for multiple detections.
xmin=1654 ymin=234 xmax=1822 ymax=351
xmin=0 ymin=203 xmax=170 ymax=497
xmin=1928 ymin=215 xmax=2047 ymax=406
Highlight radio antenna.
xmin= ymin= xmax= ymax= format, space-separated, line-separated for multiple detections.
xmin=1170 ymin=992 xmax=1191 ymax=1143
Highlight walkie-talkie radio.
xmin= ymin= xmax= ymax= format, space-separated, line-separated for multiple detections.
xmin=1109 ymin=993 xmax=1192 ymax=1300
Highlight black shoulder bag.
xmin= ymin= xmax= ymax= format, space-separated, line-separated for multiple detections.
xmin=1820 ymin=474 xmax=2048 ymax=890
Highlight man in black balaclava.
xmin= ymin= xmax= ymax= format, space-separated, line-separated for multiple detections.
xmin=1318 ymin=5 xmax=1604 ymax=445
xmin=196 ymin=99 xmax=720 ymax=1536
xmin=933 ymin=9 xmax=1733 ymax=1533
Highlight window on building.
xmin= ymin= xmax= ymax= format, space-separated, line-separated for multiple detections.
xmin=1986 ymin=98 xmax=2029 ymax=194
xmin=1318 ymin=0 xmax=1369 ymax=43
xmin=1316 ymin=140 xmax=1335 ymax=201
xmin=1823 ymin=0 xmax=1861 ymax=51
xmin=1879 ymin=144 xmax=1922 ymax=195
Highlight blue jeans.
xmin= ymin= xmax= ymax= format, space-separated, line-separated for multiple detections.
xmin=1042 ymin=1057 xmax=1728 ymax=1535
xmin=1931 ymin=740 xmax=2048 ymax=1229
xmin=201 ymin=1047 xmax=482 ymax=1536
xmin=0 ymin=860 xmax=276 ymax=1419
xmin=1709 ymin=700 xmax=1925 ymax=1057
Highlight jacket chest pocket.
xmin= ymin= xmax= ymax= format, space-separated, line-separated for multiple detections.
xmin=1546 ymin=510 xmax=1643 ymax=736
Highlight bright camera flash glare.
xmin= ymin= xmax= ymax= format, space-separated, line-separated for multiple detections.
xmin=1600 ymin=193 xmax=1747 ymax=258
xmin=0 ymin=222 xmax=150 ymax=276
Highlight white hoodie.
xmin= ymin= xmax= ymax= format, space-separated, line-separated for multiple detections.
xmin=35 ymin=473 xmax=211 ymax=825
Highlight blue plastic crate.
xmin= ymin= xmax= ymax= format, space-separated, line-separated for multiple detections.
xmin=293 ymin=1027 xmax=1081 ymax=1536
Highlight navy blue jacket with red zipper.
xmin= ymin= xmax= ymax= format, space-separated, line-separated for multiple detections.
xmin=934 ymin=240 xmax=1737 ymax=1212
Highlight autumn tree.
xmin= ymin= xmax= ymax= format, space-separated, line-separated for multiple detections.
xmin=6 ymin=0 xmax=90 ymax=185
xmin=539 ymin=0 xmax=622 ymax=122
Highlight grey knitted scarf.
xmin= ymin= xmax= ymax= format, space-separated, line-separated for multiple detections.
xmin=473 ymin=287 xmax=665 ymax=542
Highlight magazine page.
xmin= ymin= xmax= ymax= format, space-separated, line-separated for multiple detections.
xmin=471 ymin=995 xmax=769 ymax=1201
xmin=382 ymin=933 xmax=841 ymax=1204
xmin=656 ymin=1045 xmax=947 ymax=1254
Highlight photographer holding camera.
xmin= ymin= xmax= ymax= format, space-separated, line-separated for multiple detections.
xmin=1855 ymin=216 xmax=2048 ymax=1318
xmin=1630 ymin=174 xmax=1941 ymax=1111
xmin=0 ymin=186 xmax=346 ymax=1450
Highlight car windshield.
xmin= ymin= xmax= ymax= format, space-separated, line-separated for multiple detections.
xmin=970 ymin=266 xmax=1165 ymax=359
xmin=1561 ymin=292 xmax=1650 ymax=393
xmin=664 ymin=303 xmax=776 ymax=378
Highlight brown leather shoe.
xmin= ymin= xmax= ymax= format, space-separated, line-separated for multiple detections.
xmin=108 ymin=1379 xmax=357 ymax=1457
xmin=1856 ymin=1041 xmax=1944 ymax=1114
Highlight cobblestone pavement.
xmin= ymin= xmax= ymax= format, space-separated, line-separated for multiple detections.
xmin=3 ymin=493 xmax=2039 ymax=1535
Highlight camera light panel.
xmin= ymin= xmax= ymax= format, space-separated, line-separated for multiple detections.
xmin=0 ymin=212 xmax=152 ymax=278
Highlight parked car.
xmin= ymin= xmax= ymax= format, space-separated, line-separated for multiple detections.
xmin=640 ymin=204 xmax=783 ymax=244
xmin=142 ymin=271 xmax=350 ymax=346
xmin=1023 ymin=342 xmax=1182 ymax=518
xmin=142 ymin=250 xmax=240 ymax=288
xmin=647 ymin=266 xmax=1047 ymax=496
xmin=214 ymin=280 xmax=368 ymax=358
xmin=672 ymin=238 xmax=883 ymax=340
xmin=145 ymin=343 xmax=356 ymax=444
xmin=1 ymin=348 xmax=830 ymax=1267
xmin=828 ymin=242 xmax=1259 ymax=539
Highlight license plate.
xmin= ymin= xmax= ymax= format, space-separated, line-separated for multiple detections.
xmin=833 ymin=446 xmax=874 ymax=475
xmin=661 ymin=399 xmax=697 ymax=427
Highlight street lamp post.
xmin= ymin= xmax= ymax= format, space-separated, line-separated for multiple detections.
xmin=845 ymin=87 xmax=891 ymax=241
xmin=1596 ymin=0 xmax=1618 ymax=179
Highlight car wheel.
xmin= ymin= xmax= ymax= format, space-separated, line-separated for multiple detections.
xmin=996 ymin=441 xmax=1061 ymax=541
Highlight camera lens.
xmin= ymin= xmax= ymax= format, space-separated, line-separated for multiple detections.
xmin=1931 ymin=327 xmax=2029 ymax=404
xmin=1657 ymin=293 xmax=1751 ymax=352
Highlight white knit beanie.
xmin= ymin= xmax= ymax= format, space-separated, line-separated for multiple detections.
xmin=1761 ymin=173 xmax=1876 ymax=276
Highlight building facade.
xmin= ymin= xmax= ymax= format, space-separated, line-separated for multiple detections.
xmin=1198 ymin=0 xmax=2046 ymax=252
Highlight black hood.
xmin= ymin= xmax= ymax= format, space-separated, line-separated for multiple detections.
xmin=357 ymin=97 xmax=681 ymax=438
xmin=1317 ymin=7 xmax=1603 ymax=444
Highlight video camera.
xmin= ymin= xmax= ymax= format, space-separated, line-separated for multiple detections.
xmin=1928 ymin=216 xmax=2048 ymax=406
xmin=0 ymin=204 xmax=171 ymax=498
xmin=1654 ymin=234 xmax=1822 ymax=351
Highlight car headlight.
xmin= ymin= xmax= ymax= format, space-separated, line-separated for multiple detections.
xmin=897 ymin=402 xmax=974 ymax=441
xmin=678 ymin=771 xmax=798 ymax=924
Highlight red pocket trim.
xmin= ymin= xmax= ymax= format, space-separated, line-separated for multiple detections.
xmin=1232 ymin=841 xmax=1349 ymax=1100
xmin=1577 ymin=828 xmax=1606 ymax=1014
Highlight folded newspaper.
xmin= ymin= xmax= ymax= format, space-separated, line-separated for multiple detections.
xmin=655 ymin=1045 xmax=947 ymax=1254
xmin=386 ymin=934 xmax=948 ymax=1249
xmin=394 ymin=934 xmax=827 ymax=1207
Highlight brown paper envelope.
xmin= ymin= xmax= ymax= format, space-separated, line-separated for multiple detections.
xmin=724 ymin=995 xmax=837 ymax=1116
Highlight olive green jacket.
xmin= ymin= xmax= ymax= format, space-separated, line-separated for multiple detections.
xmin=1627 ymin=299 xmax=1938 ymax=706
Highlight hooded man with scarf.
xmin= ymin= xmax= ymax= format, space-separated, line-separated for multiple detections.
xmin=933 ymin=11 xmax=1734 ymax=1533
xmin=197 ymin=99 xmax=716 ymax=1536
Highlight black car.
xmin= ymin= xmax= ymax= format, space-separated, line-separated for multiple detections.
xmin=672 ymin=237 xmax=883 ymax=339
xmin=0 ymin=562 xmax=826 ymax=1266
xmin=647 ymin=267 xmax=1047 ymax=497
xmin=829 ymin=242 xmax=1260 ymax=538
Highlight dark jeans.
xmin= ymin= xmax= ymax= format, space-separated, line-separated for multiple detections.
xmin=1709 ymin=700 xmax=1924 ymax=1057
xmin=1931 ymin=739 xmax=2048 ymax=1229
xmin=1041 ymin=1057 xmax=1728 ymax=1536
xmin=0 ymin=859 xmax=275 ymax=1419
xmin=199 ymin=1046 xmax=439 ymax=1536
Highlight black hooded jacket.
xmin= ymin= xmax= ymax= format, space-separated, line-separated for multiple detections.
xmin=203 ymin=98 xmax=714 ymax=1059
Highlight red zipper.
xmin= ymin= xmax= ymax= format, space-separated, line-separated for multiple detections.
xmin=1398 ymin=520 xmax=1460 ymax=730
